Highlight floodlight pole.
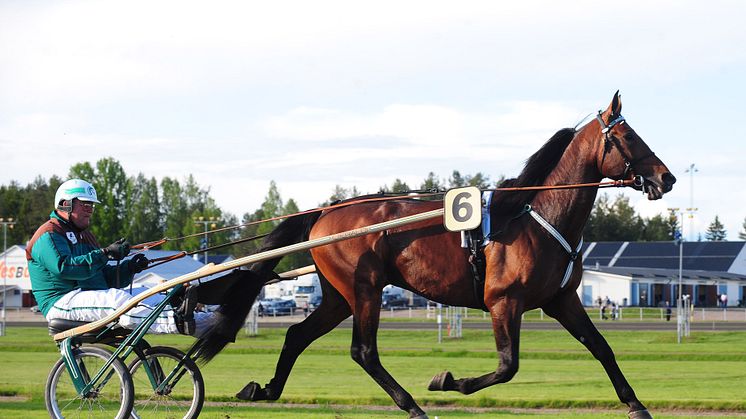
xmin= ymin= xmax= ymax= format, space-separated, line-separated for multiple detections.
xmin=677 ymin=229 xmax=683 ymax=343
xmin=1 ymin=217 xmax=16 ymax=337
xmin=684 ymin=164 xmax=698 ymax=241
xmin=194 ymin=216 xmax=217 ymax=264
xmin=668 ymin=208 xmax=684 ymax=344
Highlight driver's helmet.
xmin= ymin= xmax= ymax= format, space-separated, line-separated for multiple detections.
xmin=54 ymin=179 xmax=101 ymax=211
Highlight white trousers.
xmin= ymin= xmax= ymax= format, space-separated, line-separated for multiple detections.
xmin=46 ymin=288 xmax=216 ymax=336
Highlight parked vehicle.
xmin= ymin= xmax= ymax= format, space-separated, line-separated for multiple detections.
xmin=258 ymin=298 xmax=296 ymax=316
xmin=308 ymin=294 xmax=322 ymax=310
xmin=293 ymin=274 xmax=322 ymax=311
xmin=381 ymin=286 xmax=430 ymax=309
xmin=382 ymin=286 xmax=409 ymax=309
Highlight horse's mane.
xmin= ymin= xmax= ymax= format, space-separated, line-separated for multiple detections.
xmin=489 ymin=127 xmax=577 ymax=232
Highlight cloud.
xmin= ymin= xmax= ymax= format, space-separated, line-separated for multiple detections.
xmin=262 ymin=101 xmax=580 ymax=147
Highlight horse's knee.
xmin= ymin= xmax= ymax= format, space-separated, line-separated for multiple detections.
xmin=350 ymin=344 xmax=364 ymax=366
xmin=350 ymin=344 xmax=376 ymax=368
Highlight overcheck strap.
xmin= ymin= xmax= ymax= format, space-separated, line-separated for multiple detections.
xmin=525 ymin=205 xmax=583 ymax=288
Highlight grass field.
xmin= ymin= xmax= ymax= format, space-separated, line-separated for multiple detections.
xmin=1 ymin=326 xmax=745 ymax=418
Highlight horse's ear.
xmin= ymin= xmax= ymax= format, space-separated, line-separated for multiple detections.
xmin=611 ymin=90 xmax=622 ymax=115
xmin=602 ymin=90 xmax=622 ymax=121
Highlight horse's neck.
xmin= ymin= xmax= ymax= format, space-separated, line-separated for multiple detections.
xmin=531 ymin=132 xmax=601 ymax=246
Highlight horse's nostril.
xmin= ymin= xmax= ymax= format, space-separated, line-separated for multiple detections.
xmin=662 ymin=172 xmax=676 ymax=186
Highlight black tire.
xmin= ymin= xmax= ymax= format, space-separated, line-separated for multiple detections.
xmin=45 ymin=345 xmax=134 ymax=419
xmin=128 ymin=346 xmax=204 ymax=419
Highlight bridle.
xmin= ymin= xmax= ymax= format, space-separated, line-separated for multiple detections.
xmin=596 ymin=111 xmax=655 ymax=187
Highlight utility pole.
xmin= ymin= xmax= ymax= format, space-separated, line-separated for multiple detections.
xmin=194 ymin=216 xmax=217 ymax=264
xmin=0 ymin=217 xmax=16 ymax=337
xmin=684 ymin=164 xmax=698 ymax=241
xmin=668 ymin=208 xmax=685 ymax=343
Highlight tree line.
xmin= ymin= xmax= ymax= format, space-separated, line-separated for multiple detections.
xmin=0 ymin=157 xmax=742 ymax=269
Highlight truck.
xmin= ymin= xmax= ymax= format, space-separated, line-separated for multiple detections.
xmin=382 ymin=285 xmax=409 ymax=308
xmin=382 ymin=285 xmax=429 ymax=308
xmin=293 ymin=273 xmax=322 ymax=311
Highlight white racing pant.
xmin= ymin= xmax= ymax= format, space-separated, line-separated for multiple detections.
xmin=46 ymin=288 xmax=217 ymax=336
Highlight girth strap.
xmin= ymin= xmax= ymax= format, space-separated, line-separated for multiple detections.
xmin=524 ymin=205 xmax=583 ymax=288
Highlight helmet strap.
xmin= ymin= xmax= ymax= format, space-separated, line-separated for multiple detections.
xmin=57 ymin=199 xmax=73 ymax=213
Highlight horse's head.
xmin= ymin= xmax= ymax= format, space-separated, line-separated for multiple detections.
xmin=595 ymin=91 xmax=676 ymax=200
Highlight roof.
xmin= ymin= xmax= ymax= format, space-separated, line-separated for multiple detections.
xmin=582 ymin=241 xmax=746 ymax=273
xmin=584 ymin=265 xmax=746 ymax=283
xmin=206 ymin=254 xmax=234 ymax=265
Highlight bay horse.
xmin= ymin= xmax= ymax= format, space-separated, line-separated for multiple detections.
xmin=192 ymin=92 xmax=675 ymax=418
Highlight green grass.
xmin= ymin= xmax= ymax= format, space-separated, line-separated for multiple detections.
xmin=5 ymin=400 xmax=746 ymax=419
xmin=1 ymin=327 xmax=745 ymax=417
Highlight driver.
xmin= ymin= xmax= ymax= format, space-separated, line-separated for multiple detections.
xmin=26 ymin=178 xmax=216 ymax=337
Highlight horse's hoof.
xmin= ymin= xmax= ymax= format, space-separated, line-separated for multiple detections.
xmin=236 ymin=381 xmax=261 ymax=401
xmin=410 ymin=414 xmax=429 ymax=419
xmin=628 ymin=409 xmax=652 ymax=419
xmin=427 ymin=371 xmax=454 ymax=391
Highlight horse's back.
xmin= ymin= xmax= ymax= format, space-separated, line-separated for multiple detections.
xmin=310 ymin=199 xmax=479 ymax=308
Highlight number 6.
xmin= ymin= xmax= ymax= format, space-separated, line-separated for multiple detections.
xmin=443 ymin=186 xmax=481 ymax=232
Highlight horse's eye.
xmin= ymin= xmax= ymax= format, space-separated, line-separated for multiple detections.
xmin=623 ymin=132 xmax=636 ymax=142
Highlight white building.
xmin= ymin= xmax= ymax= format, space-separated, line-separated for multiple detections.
xmin=578 ymin=241 xmax=746 ymax=307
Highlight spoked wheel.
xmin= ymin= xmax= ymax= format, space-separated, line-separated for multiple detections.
xmin=45 ymin=345 xmax=134 ymax=419
xmin=128 ymin=346 xmax=204 ymax=419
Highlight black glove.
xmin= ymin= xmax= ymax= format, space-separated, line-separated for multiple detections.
xmin=129 ymin=253 xmax=149 ymax=273
xmin=102 ymin=238 xmax=130 ymax=261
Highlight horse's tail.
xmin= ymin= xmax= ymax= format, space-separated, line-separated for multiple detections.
xmin=190 ymin=210 xmax=322 ymax=363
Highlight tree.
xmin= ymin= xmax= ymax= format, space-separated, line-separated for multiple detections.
xmin=446 ymin=170 xmax=491 ymax=190
xmin=640 ymin=214 xmax=673 ymax=241
xmin=705 ymin=216 xmax=727 ymax=241
xmin=739 ymin=217 xmax=746 ymax=240
xmin=160 ymin=177 xmax=189 ymax=251
xmin=232 ymin=182 xmax=311 ymax=270
xmin=420 ymin=172 xmax=444 ymax=192
xmin=320 ymin=185 xmax=362 ymax=206
xmin=464 ymin=172 xmax=491 ymax=189
xmin=448 ymin=170 xmax=466 ymax=188
xmin=665 ymin=209 xmax=680 ymax=240
xmin=0 ymin=176 xmax=64 ymax=245
xmin=584 ymin=193 xmax=644 ymax=241
xmin=126 ymin=174 xmax=162 ymax=245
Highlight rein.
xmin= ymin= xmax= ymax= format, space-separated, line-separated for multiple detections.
xmin=129 ymin=177 xmax=639 ymax=270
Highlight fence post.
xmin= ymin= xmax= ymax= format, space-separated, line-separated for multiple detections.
xmin=437 ymin=304 xmax=443 ymax=343
xmin=245 ymin=305 xmax=259 ymax=336
xmin=639 ymin=307 xmax=643 ymax=320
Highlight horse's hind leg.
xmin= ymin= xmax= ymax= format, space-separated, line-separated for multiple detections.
xmin=236 ymin=279 xmax=351 ymax=401
xmin=348 ymin=257 xmax=427 ymax=418
xmin=350 ymin=309 xmax=428 ymax=419
xmin=543 ymin=291 xmax=651 ymax=419
xmin=428 ymin=295 xmax=523 ymax=394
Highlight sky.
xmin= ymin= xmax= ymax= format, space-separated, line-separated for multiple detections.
xmin=1 ymin=1 xmax=745 ymax=240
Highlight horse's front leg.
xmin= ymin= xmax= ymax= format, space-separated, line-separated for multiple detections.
xmin=428 ymin=295 xmax=524 ymax=394
xmin=543 ymin=291 xmax=651 ymax=419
